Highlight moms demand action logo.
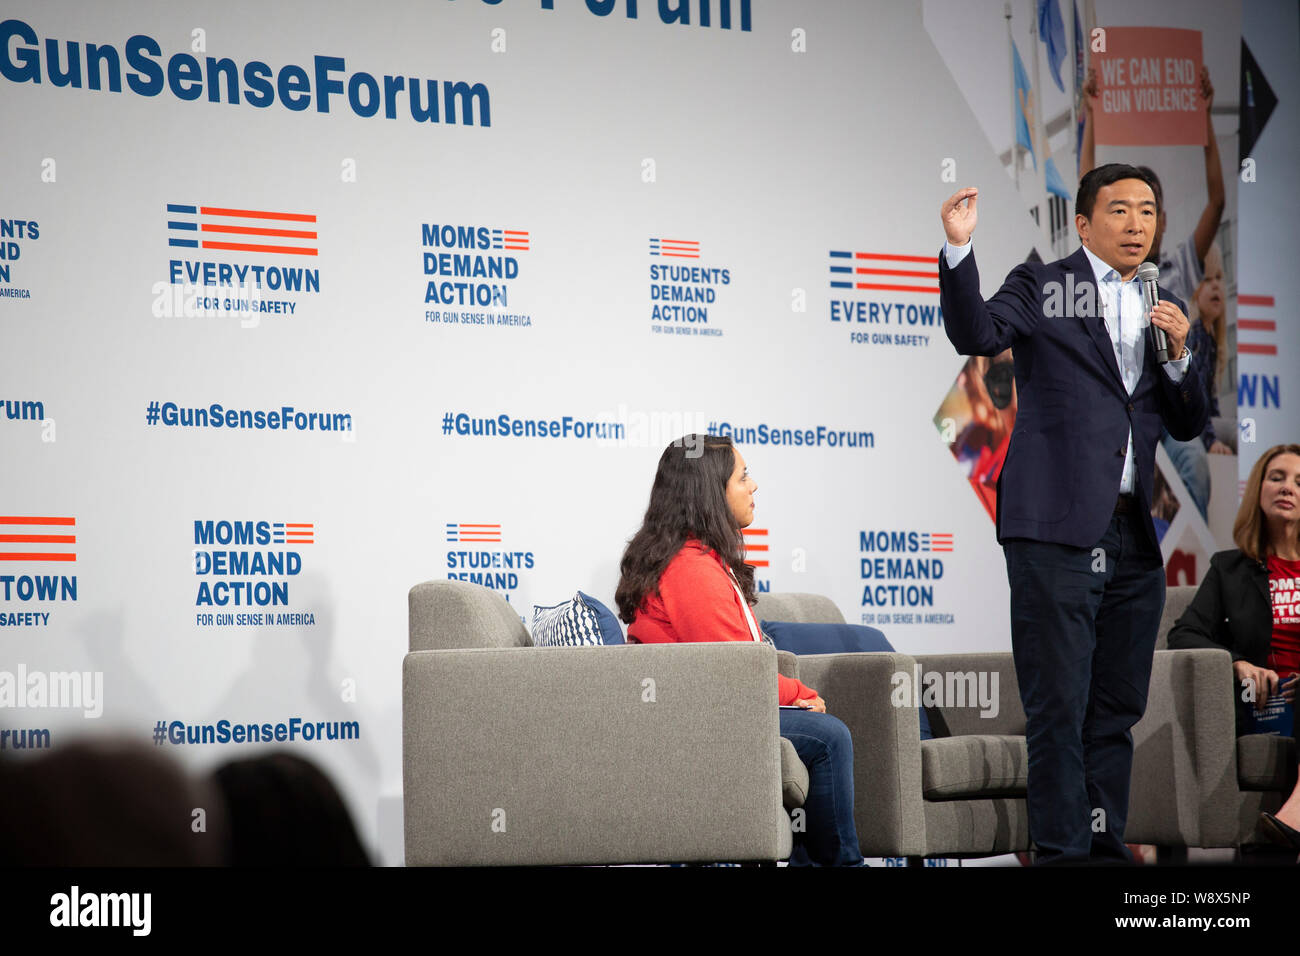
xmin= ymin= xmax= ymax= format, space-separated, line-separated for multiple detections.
xmin=857 ymin=529 xmax=955 ymax=626
xmin=649 ymin=238 xmax=731 ymax=337
xmin=155 ymin=202 xmax=320 ymax=321
xmin=445 ymin=521 xmax=534 ymax=601
xmin=422 ymin=223 xmax=533 ymax=329
xmin=0 ymin=217 xmax=38 ymax=299
xmin=829 ymin=249 xmax=943 ymax=348
xmin=192 ymin=519 xmax=318 ymax=626
xmin=0 ymin=515 xmax=76 ymax=627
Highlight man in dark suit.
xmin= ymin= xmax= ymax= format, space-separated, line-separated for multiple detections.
xmin=938 ymin=164 xmax=1209 ymax=863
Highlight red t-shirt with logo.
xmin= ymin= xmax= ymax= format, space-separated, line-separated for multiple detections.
xmin=1266 ymin=555 xmax=1300 ymax=679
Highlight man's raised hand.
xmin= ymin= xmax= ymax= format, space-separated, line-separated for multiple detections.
xmin=941 ymin=187 xmax=978 ymax=247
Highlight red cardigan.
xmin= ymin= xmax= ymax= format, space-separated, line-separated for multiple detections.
xmin=627 ymin=540 xmax=818 ymax=706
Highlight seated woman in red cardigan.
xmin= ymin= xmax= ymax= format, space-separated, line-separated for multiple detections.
xmin=616 ymin=433 xmax=863 ymax=865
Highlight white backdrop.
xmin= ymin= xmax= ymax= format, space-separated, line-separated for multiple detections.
xmin=1 ymin=0 xmax=1289 ymax=864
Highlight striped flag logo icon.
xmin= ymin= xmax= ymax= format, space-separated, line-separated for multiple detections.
xmin=830 ymin=251 xmax=939 ymax=294
xmin=168 ymin=204 xmax=318 ymax=256
xmin=0 ymin=516 xmax=77 ymax=562
xmin=1238 ymin=294 xmax=1277 ymax=356
xmin=650 ymin=238 xmax=701 ymax=258
xmin=923 ymin=532 xmax=954 ymax=553
xmin=446 ymin=523 xmax=502 ymax=543
xmin=742 ymin=527 xmax=769 ymax=568
xmin=272 ymin=522 xmax=315 ymax=545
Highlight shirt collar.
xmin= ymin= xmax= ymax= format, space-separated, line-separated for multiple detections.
xmin=1080 ymin=243 xmax=1135 ymax=286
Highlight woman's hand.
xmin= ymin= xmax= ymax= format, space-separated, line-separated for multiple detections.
xmin=796 ymin=695 xmax=827 ymax=714
xmin=1233 ymin=659 xmax=1282 ymax=710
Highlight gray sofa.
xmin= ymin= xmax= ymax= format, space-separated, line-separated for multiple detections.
xmin=403 ymin=580 xmax=805 ymax=865
xmin=758 ymin=587 xmax=1297 ymax=858
xmin=404 ymin=580 xmax=1295 ymax=865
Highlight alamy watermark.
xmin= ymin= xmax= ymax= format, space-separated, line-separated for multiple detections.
xmin=891 ymin=664 xmax=999 ymax=718
xmin=0 ymin=665 xmax=102 ymax=718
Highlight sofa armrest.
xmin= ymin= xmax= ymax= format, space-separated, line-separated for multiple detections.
xmin=794 ymin=651 xmax=925 ymax=856
xmin=1129 ymin=647 xmax=1238 ymax=847
xmin=776 ymin=648 xmax=800 ymax=680
xmin=403 ymin=642 xmax=788 ymax=865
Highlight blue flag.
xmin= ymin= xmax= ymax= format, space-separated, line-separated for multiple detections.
xmin=1013 ymin=42 xmax=1035 ymax=167
xmin=1038 ymin=0 xmax=1067 ymax=93
xmin=1045 ymin=156 xmax=1071 ymax=199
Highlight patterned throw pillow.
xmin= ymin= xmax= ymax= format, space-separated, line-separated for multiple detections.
xmin=531 ymin=592 xmax=606 ymax=647
xmin=576 ymin=591 xmax=625 ymax=645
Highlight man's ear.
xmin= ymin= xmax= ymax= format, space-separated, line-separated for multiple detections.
xmin=1075 ymin=213 xmax=1090 ymax=245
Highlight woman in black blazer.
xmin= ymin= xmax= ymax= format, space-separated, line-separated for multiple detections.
xmin=1168 ymin=443 xmax=1300 ymax=848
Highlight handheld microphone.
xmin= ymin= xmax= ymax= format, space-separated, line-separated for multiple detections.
xmin=1137 ymin=261 xmax=1167 ymax=364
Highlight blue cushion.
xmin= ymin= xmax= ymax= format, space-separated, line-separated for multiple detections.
xmin=578 ymin=591 xmax=625 ymax=645
xmin=761 ymin=619 xmax=893 ymax=655
xmin=761 ymin=620 xmax=932 ymax=740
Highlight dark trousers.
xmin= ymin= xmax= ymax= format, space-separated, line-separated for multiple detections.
xmin=1003 ymin=508 xmax=1165 ymax=864
xmin=779 ymin=709 xmax=863 ymax=866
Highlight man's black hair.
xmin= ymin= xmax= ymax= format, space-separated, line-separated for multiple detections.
xmin=1076 ymin=163 xmax=1161 ymax=219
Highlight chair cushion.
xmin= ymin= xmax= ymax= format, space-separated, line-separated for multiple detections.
xmin=920 ymin=734 xmax=1027 ymax=799
xmin=779 ymin=737 xmax=809 ymax=809
xmin=1237 ymin=733 xmax=1297 ymax=791
xmin=762 ymin=619 xmax=890 ymax=655
xmin=762 ymin=620 xmax=932 ymax=740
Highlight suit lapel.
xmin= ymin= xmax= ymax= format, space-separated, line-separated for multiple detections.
xmin=1063 ymin=247 xmax=1126 ymax=392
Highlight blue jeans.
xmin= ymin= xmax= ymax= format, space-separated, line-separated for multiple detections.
xmin=779 ymin=709 xmax=863 ymax=866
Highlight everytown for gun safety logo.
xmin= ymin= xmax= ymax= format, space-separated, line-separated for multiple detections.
xmin=155 ymin=202 xmax=320 ymax=320
xmin=422 ymin=223 xmax=533 ymax=329
xmin=828 ymin=248 xmax=943 ymax=348
xmin=193 ymin=519 xmax=318 ymax=627
xmin=0 ymin=515 xmax=76 ymax=627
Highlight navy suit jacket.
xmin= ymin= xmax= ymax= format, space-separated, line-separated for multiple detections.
xmin=939 ymin=245 xmax=1209 ymax=552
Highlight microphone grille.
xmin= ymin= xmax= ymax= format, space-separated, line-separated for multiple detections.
xmin=1136 ymin=261 xmax=1160 ymax=282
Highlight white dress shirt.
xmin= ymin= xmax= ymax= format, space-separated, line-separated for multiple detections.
xmin=943 ymin=240 xmax=1190 ymax=494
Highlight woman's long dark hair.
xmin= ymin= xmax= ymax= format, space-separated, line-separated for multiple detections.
xmin=615 ymin=434 xmax=755 ymax=623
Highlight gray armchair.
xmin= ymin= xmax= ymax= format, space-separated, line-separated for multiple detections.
xmin=753 ymin=593 xmax=1029 ymax=859
xmin=403 ymin=580 xmax=803 ymax=865
xmin=1128 ymin=586 xmax=1297 ymax=849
